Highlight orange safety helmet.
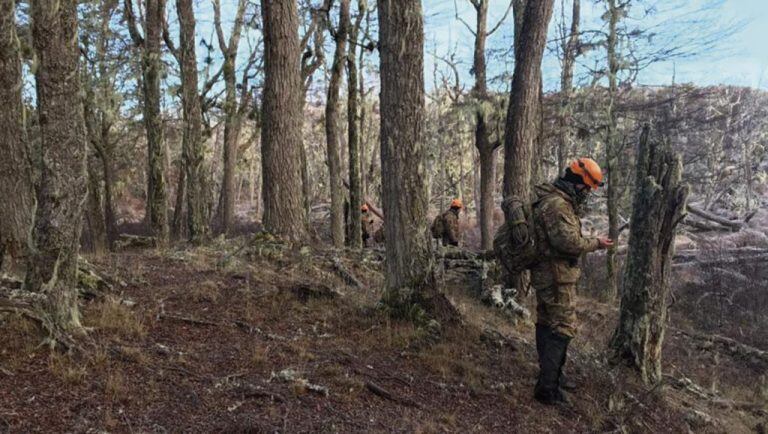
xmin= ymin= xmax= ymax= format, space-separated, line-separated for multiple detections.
xmin=450 ymin=198 xmax=463 ymax=209
xmin=361 ymin=204 xmax=369 ymax=212
xmin=569 ymin=157 xmax=604 ymax=190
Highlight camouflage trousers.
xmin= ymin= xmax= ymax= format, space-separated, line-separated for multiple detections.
xmin=534 ymin=283 xmax=577 ymax=338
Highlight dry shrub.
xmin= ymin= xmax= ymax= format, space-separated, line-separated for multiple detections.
xmin=190 ymin=280 xmax=221 ymax=303
xmin=105 ymin=370 xmax=127 ymax=402
xmin=86 ymin=296 xmax=146 ymax=339
xmin=48 ymin=353 xmax=87 ymax=385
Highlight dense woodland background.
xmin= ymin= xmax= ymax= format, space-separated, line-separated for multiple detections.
xmin=0 ymin=0 xmax=767 ymax=431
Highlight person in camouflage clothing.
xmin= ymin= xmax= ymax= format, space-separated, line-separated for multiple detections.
xmin=360 ymin=204 xmax=376 ymax=247
xmin=431 ymin=199 xmax=463 ymax=246
xmin=530 ymin=158 xmax=613 ymax=405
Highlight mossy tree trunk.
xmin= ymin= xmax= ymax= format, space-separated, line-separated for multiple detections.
xmin=609 ymin=124 xmax=689 ymax=385
xmin=0 ymin=0 xmax=35 ymax=270
xmin=25 ymin=0 xmax=89 ymax=336
xmin=125 ymin=0 xmax=169 ymax=244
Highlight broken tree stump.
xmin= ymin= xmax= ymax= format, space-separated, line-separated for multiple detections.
xmin=609 ymin=124 xmax=689 ymax=385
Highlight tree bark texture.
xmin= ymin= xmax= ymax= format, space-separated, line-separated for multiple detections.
xmin=213 ymin=0 xmax=246 ymax=235
xmin=0 ymin=0 xmax=35 ymax=267
xmin=470 ymin=0 xmax=500 ymax=251
xmin=83 ymin=83 xmax=109 ymax=255
xmin=379 ymin=0 xmax=451 ymax=320
xmin=26 ymin=0 xmax=89 ymax=334
xmin=177 ymin=0 xmax=207 ymax=243
xmin=604 ymin=0 xmax=620 ymax=299
xmin=262 ymin=0 xmax=309 ymax=242
xmin=346 ymin=0 xmax=366 ymax=250
xmin=125 ymin=0 xmax=169 ymax=242
xmin=557 ymin=0 xmax=580 ymax=171
xmin=325 ymin=0 xmax=349 ymax=248
xmin=503 ymin=0 xmax=554 ymax=201
xmin=609 ymin=125 xmax=689 ymax=385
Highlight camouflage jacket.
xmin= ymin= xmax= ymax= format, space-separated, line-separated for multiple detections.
xmin=531 ymin=183 xmax=600 ymax=285
xmin=440 ymin=209 xmax=461 ymax=246
xmin=361 ymin=213 xmax=375 ymax=239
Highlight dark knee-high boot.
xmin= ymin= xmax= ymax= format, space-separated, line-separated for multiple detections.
xmin=534 ymin=325 xmax=571 ymax=405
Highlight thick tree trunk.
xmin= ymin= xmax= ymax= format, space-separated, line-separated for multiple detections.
xmin=325 ymin=0 xmax=350 ymax=248
xmin=503 ymin=0 xmax=554 ymax=201
xmin=262 ymin=0 xmax=309 ymax=242
xmin=610 ymin=125 xmax=689 ymax=385
xmin=177 ymin=0 xmax=207 ymax=243
xmin=26 ymin=0 xmax=89 ymax=335
xmin=0 ymin=0 xmax=35 ymax=268
xmin=378 ymin=0 xmax=454 ymax=321
xmin=346 ymin=0 xmax=366 ymax=250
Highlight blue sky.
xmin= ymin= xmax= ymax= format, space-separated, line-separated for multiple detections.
xmin=424 ymin=0 xmax=768 ymax=91
xmin=187 ymin=0 xmax=768 ymax=95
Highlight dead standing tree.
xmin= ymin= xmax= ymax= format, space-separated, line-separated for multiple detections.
xmin=610 ymin=125 xmax=689 ymax=385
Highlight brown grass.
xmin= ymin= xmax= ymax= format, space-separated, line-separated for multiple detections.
xmin=190 ymin=280 xmax=221 ymax=303
xmin=85 ymin=296 xmax=146 ymax=340
xmin=48 ymin=353 xmax=87 ymax=385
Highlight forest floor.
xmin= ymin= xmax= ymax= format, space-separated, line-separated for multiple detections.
xmin=1 ymin=235 xmax=766 ymax=433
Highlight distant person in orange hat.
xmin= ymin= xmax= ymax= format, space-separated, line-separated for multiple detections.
xmin=431 ymin=198 xmax=463 ymax=247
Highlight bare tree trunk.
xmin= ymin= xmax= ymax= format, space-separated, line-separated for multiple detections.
xmin=378 ymin=0 xmax=455 ymax=322
xmin=262 ymin=0 xmax=309 ymax=242
xmin=125 ymin=0 xmax=169 ymax=243
xmin=213 ymin=0 xmax=247 ymax=235
xmin=325 ymin=0 xmax=349 ymax=248
xmin=85 ymin=153 xmax=109 ymax=256
xmin=0 ymin=0 xmax=34 ymax=269
xmin=177 ymin=0 xmax=207 ymax=243
xmin=610 ymin=125 xmax=689 ymax=385
xmin=26 ymin=0 xmax=88 ymax=335
xmin=171 ymin=164 xmax=186 ymax=238
xmin=503 ymin=0 xmax=554 ymax=201
xmin=557 ymin=0 xmax=580 ymax=171
xmin=347 ymin=0 xmax=366 ymax=250
xmin=83 ymin=82 xmax=109 ymax=255
xmin=605 ymin=0 xmax=620 ymax=299
xmin=469 ymin=0 xmax=502 ymax=251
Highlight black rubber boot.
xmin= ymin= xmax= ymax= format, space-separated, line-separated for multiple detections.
xmin=534 ymin=325 xmax=572 ymax=405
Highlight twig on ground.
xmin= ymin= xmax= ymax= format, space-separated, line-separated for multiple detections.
xmin=364 ymin=381 xmax=420 ymax=408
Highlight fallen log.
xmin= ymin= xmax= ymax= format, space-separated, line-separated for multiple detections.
xmin=672 ymin=328 xmax=768 ymax=366
xmin=686 ymin=205 xmax=743 ymax=231
xmin=364 ymin=381 xmax=420 ymax=408
xmin=331 ymin=257 xmax=363 ymax=288
xmin=673 ymin=253 xmax=768 ymax=270
xmin=115 ymin=234 xmax=157 ymax=249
